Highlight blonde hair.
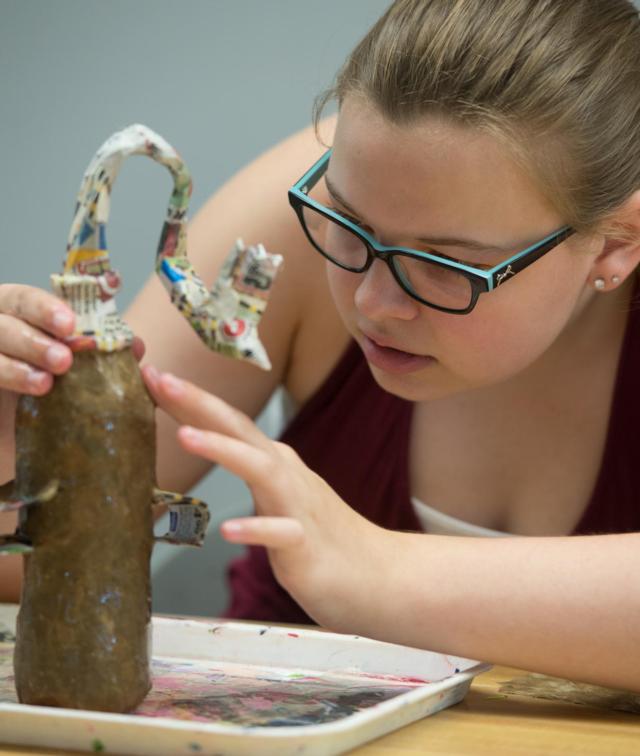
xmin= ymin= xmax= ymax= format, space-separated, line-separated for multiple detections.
xmin=315 ymin=0 xmax=640 ymax=234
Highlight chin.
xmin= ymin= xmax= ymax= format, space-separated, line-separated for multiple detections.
xmin=366 ymin=363 xmax=465 ymax=403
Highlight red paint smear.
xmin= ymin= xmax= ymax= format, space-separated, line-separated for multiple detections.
xmin=358 ymin=672 xmax=430 ymax=685
xmin=66 ymin=335 xmax=98 ymax=352
xmin=287 ymin=633 xmax=300 ymax=638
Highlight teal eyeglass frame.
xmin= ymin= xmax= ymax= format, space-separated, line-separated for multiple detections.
xmin=288 ymin=149 xmax=575 ymax=314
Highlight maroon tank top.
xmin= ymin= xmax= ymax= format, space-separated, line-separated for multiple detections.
xmin=226 ymin=302 xmax=640 ymax=623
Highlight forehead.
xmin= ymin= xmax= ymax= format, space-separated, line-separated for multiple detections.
xmin=329 ymin=98 xmax=562 ymax=243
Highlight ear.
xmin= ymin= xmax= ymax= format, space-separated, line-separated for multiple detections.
xmin=589 ymin=189 xmax=640 ymax=291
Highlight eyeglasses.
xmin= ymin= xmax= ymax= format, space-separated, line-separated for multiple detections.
xmin=288 ymin=149 xmax=575 ymax=314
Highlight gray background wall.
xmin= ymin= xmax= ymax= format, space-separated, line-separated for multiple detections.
xmin=1 ymin=0 xmax=390 ymax=616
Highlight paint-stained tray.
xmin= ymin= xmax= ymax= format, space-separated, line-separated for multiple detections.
xmin=0 ymin=607 xmax=490 ymax=755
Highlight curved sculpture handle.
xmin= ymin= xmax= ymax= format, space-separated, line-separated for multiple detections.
xmin=53 ymin=124 xmax=282 ymax=368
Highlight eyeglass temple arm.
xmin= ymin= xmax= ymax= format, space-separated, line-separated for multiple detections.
xmin=291 ymin=150 xmax=332 ymax=195
xmin=491 ymin=226 xmax=574 ymax=287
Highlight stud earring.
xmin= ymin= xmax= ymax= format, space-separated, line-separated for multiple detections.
xmin=611 ymin=275 xmax=620 ymax=286
xmin=594 ymin=277 xmax=606 ymax=290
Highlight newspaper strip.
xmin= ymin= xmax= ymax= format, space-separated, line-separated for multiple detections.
xmin=55 ymin=124 xmax=282 ymax=368
xmin=152 ymin=489 xmax=211 ymax=547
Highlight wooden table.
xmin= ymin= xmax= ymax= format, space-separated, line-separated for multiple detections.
xmin=1 ymin=603 xmax=638 ymax=755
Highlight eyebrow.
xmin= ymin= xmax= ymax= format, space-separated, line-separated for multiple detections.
xmin=324 ymin=175 xmax=513 ymax=253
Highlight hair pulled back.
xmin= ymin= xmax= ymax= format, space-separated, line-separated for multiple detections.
xmin=316 ymin=0 xmax=640 ymax=233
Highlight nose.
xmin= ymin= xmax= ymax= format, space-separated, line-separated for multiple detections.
xmin=353 ymin=257 xmax=420 ymax=322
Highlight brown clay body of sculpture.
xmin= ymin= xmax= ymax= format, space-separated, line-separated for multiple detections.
xmin=2 ymin=124 xmax=272 ymax=713
xmin=13 ymin=349 xmax=154 ymax=712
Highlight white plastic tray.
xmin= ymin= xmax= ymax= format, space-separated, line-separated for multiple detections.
xmin=0 ymin=607 xmax=490 ymax=755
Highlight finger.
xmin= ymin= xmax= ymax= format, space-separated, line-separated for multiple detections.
xmin=221 ymin=517 xmax=305 ymax=548
xmin=141 ymin=363 xmax=159 ymax=390
xmin=0 ymin=313 xmax=73 ymax=376
xmin=177 ymin=426 xmax=294 ymax=519
xmin=0 ymin=352 xmax=53 ymax=395
xmin=144 ymin=367 xmax=270 ymax=448
xmin=0 ymin=284 xmax=75 ymax=340
xmin=177 ymin=425 xmax=275 ymax=489
xmin=132 ymin=336 xmax=146 ymax=362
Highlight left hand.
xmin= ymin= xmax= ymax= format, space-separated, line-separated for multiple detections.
xmin=142 ymin=365 xmax=388 ymax=630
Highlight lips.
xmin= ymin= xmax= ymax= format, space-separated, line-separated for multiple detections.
xmin=361 ymin=330 xmax=414 ymax=353
xmin=359 ymin=332 xmax=436 ymax=375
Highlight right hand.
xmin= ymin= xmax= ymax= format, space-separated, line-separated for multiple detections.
xmin=0 ymin=284 xmax=76 ymax=395
xmin=0 ymin=284 xmax=146 ymax=397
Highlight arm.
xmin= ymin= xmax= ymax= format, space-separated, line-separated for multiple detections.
xmin=0 ymin=391 xmax=21 ymax=602
xmin=370 ymin=530 xmax=640 ymax=692
xmin=0 ymin=522 xmax=22 ymax=603
xmin=145 ymin=369 xmax=640 ymax=693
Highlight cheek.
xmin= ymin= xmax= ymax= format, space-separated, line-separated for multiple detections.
xmin=434 ymin=307 xmax=543 ymax=383
xmin=433 ymin=264 xmax=587 ymax=384
xmin=325 ymin=265 xmax=358 ymax=320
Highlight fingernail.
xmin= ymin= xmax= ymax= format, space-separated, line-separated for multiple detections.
xmin=221 ymin=520 xmax=243 ymax=534
xmin=52 ymin=310 xmax=73 ymax=332
xmin=162 ymin=372 xmax=184 ymax=397
xmin=180 ymin=425 xmax=203 ymax=442
xmin=26 ymin=369 xmax=48 ymax=389
xmin=45 ymin=343 xmax=68 ymax=369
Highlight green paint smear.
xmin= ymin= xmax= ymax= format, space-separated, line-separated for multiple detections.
xmin=92 ymin=739 xmax=105 ymax=752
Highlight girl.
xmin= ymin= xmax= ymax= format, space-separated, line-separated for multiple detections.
xmin=2 ymin=0 xmax=639 ymax=691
